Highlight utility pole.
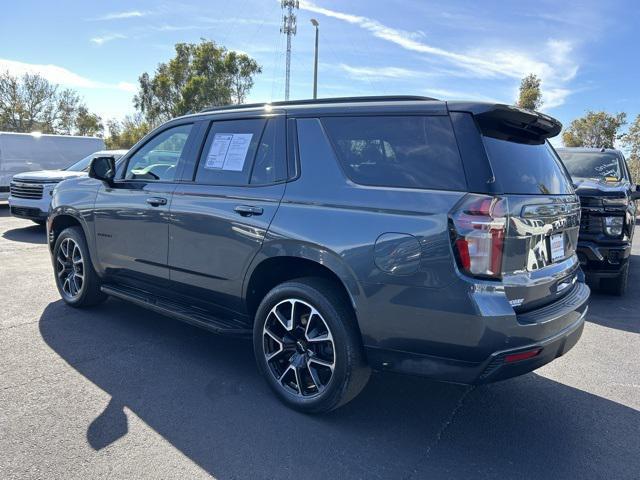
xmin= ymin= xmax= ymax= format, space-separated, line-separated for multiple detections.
xmin=311 ymin=19 xmax=319 ymax=99
xmin=280 ymin=0 xmax=299 ymax=101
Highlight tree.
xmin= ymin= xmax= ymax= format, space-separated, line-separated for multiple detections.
xmin=0 ymin=71 xmax=102 ymax=135
xmin=0 ymin=71 xmax=57 ymax=132
xmin=105 ymin=114 xmax=150 ymax=149
xmin=620 ymin=114 xmax=640 ymax=181
xmin=225 ymin=51 xmax=261 ymax=104
xmin=562 ymin=111 xmax=627 ymax=148
xmin=49 ymin=88 xmax=81 ymax=135
xmin=517 ymin=73 xmax=543 ymax=111
xmin=75 ymin=105 xmax=104 ymax=137
xmin=134 ymin=39 xmax=262 ymax=126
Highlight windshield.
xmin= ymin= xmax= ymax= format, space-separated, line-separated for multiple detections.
xmin=557 ymin=151 xmax=624 ymax=181
xmin=482 ymin=137 xmax=574 ymax=195
xmin=65 ymin=152 xmax=123 ymax=172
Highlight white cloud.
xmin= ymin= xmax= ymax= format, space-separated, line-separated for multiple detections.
xmin=299 ymin=1 xmax=577 ymax=109
xmin=92 ymin=10 xmax=146 ymax=21
xmin=543 ymin=88 xmax=572 ymax=109
xmin=90 ymin=33 xmax=127 ymax=46
xmin=339 ymin=64 xmax=421 ymax=81
xmin=423 ymin=88 xmax=503 ymax=103
xmin=0 ymin=58 xmax=135 ymax=93
xmin=116 ymin=82 xmax=137 ymax=93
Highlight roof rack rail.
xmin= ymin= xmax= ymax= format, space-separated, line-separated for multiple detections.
xmin=199 ymin=95 xmax=439 ymax=113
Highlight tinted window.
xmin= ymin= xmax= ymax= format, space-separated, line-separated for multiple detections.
xmin=557 ymin=151 xmax=625 ymax=181
xmin=250 ymin=119 xmax=287 ymax=184
xmin=322 ymin=116 xmax=466 ymax=191
xmin=483 ymin=137 xmax=573 ymax=195
xmin=124 ymin=124 xmax=192 ymax=181
xmin=195 ymin=119 xmax=265 ymax=185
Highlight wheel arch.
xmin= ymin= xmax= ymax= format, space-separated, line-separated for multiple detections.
xmin=48 ymin=209 xmax=96 ymax=266
xmin=243 ymin=245 xmax=364 ymax=331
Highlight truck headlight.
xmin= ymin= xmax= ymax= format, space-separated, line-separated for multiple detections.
xmin=604 ymin=216 xmax=624 ymax=236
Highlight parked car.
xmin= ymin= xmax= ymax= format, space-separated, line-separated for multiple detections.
xmin=47 ymin=96 xmax=590 ymax=412
xmin=8 ymin=150 xmax=127 ymax=224
xmin=556 ymin=148 xmax=639 ymax=295
xmin=0 ymin=131 xmax=104 ymax=201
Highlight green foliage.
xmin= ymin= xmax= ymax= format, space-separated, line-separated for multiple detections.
xmin=105 ymin=114 xmax=151 ymax=149
xmin=562 ymin=111 xmax=627 ymax=148
xmin=516 ymin=73 xmax=543 ymax=111
xmin=620 ymin=114 xmax=640 ymax=181
xmin=134 ymin=39 xmax=262 ymax=126
xmin=75 ymin=106 xmax=104 ymax=137
xmin=0 ymin=71 xmax=102 ymax=136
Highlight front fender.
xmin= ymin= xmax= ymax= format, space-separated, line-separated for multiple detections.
xmin=48 ymin=177 xmax=101 ymax=269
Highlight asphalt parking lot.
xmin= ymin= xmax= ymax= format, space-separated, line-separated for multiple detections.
xmin=0 ymin=203 xmax=638 ymax=480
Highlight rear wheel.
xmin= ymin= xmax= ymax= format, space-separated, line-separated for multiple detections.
xmin=253 ymin=278 xmax=370 ymax=413
xmin=53 ymin=226 xmax=106 ymax=307
xmin=601 ymin=263 xmax=629 ymax=296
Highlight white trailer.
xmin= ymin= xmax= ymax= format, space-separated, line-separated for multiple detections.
xmin=0 ymin=132 xmax=105 ymax=200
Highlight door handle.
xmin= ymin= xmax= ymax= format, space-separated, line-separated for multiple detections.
xmin=146 ymin=197 xmax=168 ymax=207
xmin=234 ymin=205 xmax=263 ymax=217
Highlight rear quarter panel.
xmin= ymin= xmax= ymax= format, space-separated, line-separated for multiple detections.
xmin=266 ymin=118 xmax=470 ymax=352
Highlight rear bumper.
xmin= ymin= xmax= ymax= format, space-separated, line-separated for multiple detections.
xmin=365 ymin=282 xmax=590 ymax=384
xmin=576 ymin=241 xmax=631 ymax=278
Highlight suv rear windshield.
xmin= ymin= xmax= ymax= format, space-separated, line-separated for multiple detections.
xmin=322 ymin=116 xmax=466 ymax=191
xmin=483 ymin=137 xmax=573 ymax=195
xmin=557 ymin=151 xmax=625 ymax=181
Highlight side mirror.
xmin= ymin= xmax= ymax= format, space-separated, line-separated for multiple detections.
xmin=89 ymin=156 xmax=116 ymax=185
xmin=631 ymin=185 xmax=640 ymax=201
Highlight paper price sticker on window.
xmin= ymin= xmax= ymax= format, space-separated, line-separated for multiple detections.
xmin=205 ymin=133 xmax=253 ymax=171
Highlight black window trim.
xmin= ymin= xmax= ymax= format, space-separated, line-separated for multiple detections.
xmin=318 ymin=114 xmax=468 ymax=193
xmin=116 ymin=120 xmax=196 ymax=185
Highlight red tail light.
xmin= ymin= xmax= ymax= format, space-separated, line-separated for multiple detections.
xmin=504 ymin=348 xmax=541 ymax=363
xmin=449 ymin=194 xmax=507 ymax=279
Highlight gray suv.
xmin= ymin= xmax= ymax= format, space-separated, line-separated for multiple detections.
xmin=48 ymin=96 xmax=590 ymax=412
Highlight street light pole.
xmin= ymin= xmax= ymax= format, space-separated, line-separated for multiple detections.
xmin=311 ymin=18 xmax=319 ymax=99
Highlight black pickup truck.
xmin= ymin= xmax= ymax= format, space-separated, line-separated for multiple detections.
xmin=557 ymin=148 xmax=640 ymax=295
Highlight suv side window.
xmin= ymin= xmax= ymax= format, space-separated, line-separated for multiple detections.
xmin=250 ymin=118 xmax=287 ymax=185
xmin=124 ymin=124 xmax=193 ymax=181
xmin=195 ymin=119 xmax=267 ymax=186
xmin=321 ymin=115 xmax=466 ymax=191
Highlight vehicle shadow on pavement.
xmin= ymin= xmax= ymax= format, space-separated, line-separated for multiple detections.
xmin=1 ymin=223 xmax=47 ymax=244
xmin=0 ymin=203 xmax=47 ymax=244
xmin=586 ymin=254 xmax=640 ymax=334
xmin=39 ymin=299 xmax=639 ymax=479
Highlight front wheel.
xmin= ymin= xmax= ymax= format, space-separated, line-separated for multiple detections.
xmin=253 ymin=278 xmax=370 ymax=413
xmin=601 ymin=263 xmax=629 ymax=296
xmin=53 ymin=226 xmax=106 ymax=307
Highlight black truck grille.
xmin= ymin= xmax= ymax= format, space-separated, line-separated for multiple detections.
xmin=9 ymin=182 xmax=44 ymax=199
xmin=579 ymin=211 xmax=602 ymax=234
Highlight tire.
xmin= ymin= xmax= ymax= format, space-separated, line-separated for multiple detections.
xmin=253 ymin=277 xmax=370 ymax=413
xmin=53 ymin=226 xmax=107 ymax=307
xmin=601 ymin=263 xmax=629 ymax=296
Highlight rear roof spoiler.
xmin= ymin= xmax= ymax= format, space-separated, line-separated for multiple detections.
xmin=447 ymin=103 xmax=562 ymax=145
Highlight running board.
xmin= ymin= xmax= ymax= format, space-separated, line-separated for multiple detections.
xmin=101 ymin=284 xmax=251 ymax=336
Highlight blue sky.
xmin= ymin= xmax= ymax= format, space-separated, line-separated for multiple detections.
xmin=2 ymin=0 xmax=639 ymax=138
